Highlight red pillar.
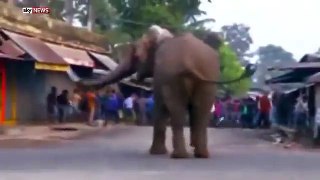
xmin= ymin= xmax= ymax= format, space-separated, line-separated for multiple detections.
xmin=0 ymin=62 xmax=6 ymax=125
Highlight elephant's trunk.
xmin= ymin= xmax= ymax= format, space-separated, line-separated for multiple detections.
xmin=104 ymin=64 xmax=136 ymax=84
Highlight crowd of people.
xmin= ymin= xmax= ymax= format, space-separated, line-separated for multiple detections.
xmin=211 ymin=93 xmax=271 ymax=129
xmin=46 ymin=86 xmax=155 ymax=126
xmin=211 ymin=91 xmax=310 ymax=146
xmin=46 ymin=85 xmax=310 ymax=145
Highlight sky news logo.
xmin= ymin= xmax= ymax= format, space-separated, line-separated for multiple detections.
xmin=22 ymin=7 xmax=50 ymax=14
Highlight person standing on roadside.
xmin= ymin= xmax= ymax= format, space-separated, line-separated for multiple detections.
xmin=71 ymin=89 xmax=82 ymax=116
xmin=106 ymin=89 xmax=120 ymax=124
xmin=123 ymin=93 xmax=137 ymax=123
xmin=46 ymin=86 xmax=57 ymax=123
xmin=256 ymin=93 xmax=271 ymax=128
xmin=57 ymin=90 xmax=70 ymax=123
xmin=86 ymin=88 xmax=97 ymax=126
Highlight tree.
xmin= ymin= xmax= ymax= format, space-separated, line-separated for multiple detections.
xmin=108 ymin=0 xmax=213 ymax=38
xmin=252 ymin=44 xmax=297 ymax=87
xmin=220 ymin=24 xmax=253 ymax=62
xmin=257 ymin=44 xmax=296 ymax=64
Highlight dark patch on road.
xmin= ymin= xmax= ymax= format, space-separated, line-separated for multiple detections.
xmin=51 ymin=127 xmax=79 ymax=131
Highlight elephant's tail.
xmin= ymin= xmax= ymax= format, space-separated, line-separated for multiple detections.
xmin=203 ymin=63 xmax=257 ymax=84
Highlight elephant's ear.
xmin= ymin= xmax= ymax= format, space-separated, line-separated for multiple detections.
xmin=135 ymin=34 xmax=152 ymax=62
xmin=135 ymin=25 xmax=174 ymax=62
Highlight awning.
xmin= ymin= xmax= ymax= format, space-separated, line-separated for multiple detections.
xmin=88 ymin=52 xmax=117 ymax=70
xmin=300 ymin=54 xmax=320 ymax=63
xmin=46 ymin=42 xmax=94 ymax=67
xmin=266 ymin=69 xmax=319 ymax=84
xmin=121 ymin=80 xmax=152 ymax=91
xmin=2 ymin=29 xmax=66 ymax=64
xmin=284 ymin=83 xmax=314 ymax=94
xmin=307 ymin=72 xmax=320 ymax=83
xmin=0 ymin=52 xmax=23 ymax=60
xmin=0 ymin=36 xmax=25 ymax=57
xmin=268 ymin=62 xmax=320 ymax=71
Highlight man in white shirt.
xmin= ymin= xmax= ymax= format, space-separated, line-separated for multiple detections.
xmin=123 ymin=93 xmax=137 ymax=122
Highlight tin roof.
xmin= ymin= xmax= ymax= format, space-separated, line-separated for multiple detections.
xmin=2 ymin=29 xmax=66 ymax=65
xmin=46 ymin=42 xmax=94 ymax=67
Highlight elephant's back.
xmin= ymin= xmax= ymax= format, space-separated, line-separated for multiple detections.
xmin=154 ymin=34 xmax=220 ymax=82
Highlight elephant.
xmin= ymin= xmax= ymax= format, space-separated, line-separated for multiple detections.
xmin=80 ymin=25 xmax=256 ymax=158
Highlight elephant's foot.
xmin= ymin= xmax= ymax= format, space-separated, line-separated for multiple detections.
xmin=170 ymin=150 xmax=190 ymax=159
xmin=194 ymin=148 xmax=210 ymax=158
xmin=149 ymin=145 xmax=168 ymax=155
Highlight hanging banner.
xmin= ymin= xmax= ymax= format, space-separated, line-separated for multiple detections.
xmin=35 ymin=62 xmax=69 ymax=72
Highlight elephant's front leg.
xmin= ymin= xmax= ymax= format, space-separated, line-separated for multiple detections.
xmin=149 ymin=100 xmax=169 ymax=155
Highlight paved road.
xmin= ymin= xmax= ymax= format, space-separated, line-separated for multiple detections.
xmin=1 ymin=126 xmax=320 ymax=180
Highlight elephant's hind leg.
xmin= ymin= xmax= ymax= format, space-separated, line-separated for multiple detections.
xmin=162 ymin=84 xmax=189 ymax=159
xmin=188 ymin=104 xmax=196 ymax=148
xmin=190 ymin=83 xmax=216 ymax=158
xmin=149 ymin=96 xmax=169 ymax=155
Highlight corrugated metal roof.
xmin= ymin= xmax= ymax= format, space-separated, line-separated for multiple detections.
xmin=88 ymin=52 xmax=117 ymax=70
xmin=2 ymin=29 xmax=66 ymax=65
xmin=46 ymin=42 xmax=94 ymax=67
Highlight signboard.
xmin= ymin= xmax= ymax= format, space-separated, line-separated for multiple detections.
xmin=35 ymin=62 xmax=69 ymax=72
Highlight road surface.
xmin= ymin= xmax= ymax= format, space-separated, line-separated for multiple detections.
xmin=1 ymin=126 xmax=320 ymax=180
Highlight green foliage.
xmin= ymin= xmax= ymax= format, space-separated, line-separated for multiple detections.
xmin=218 ymin=44 xmax=250 ymax=95
xmin=108 ymin=1 xmax=185 ymax=38
xmin=108 ymin=0 xmax=212 ymax=38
